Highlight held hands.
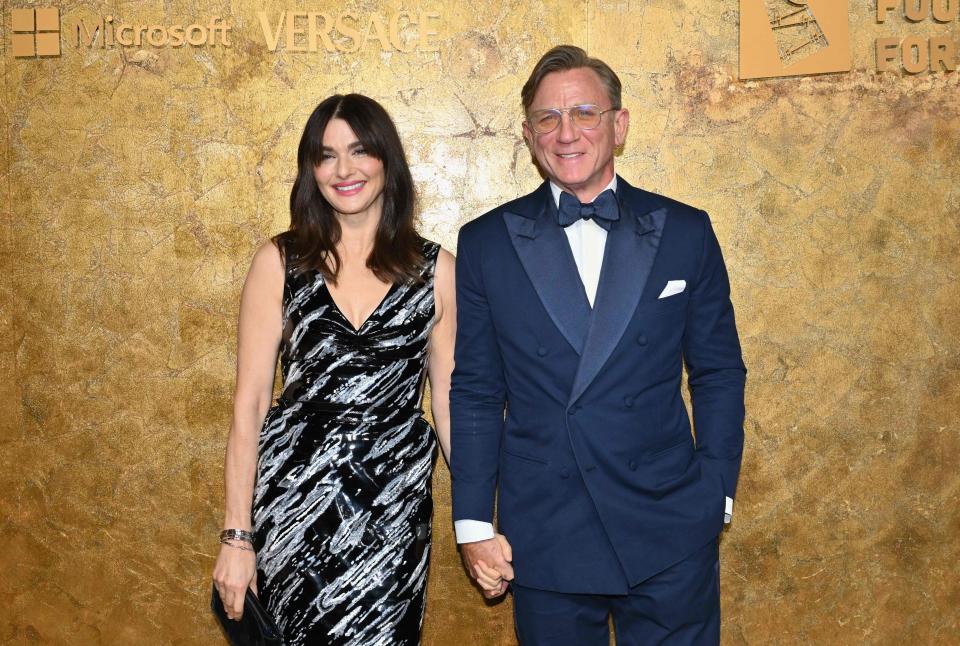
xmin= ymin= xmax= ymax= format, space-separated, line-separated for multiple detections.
xmin=460 ymin=533 xmax=514 ymax=598
xmin=212 ymin=541 xmax=258 ymax=620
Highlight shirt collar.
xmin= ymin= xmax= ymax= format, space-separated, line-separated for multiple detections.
xmin=550 ymin=175 xmax=618 ymax=209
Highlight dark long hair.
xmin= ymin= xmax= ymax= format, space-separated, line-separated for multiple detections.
xmin=278 ymin=94 xmax=424 ymax=284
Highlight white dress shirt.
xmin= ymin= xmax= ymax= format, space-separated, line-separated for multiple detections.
xmin=551 ymin=178 xmax=614 ymax=307
xmin=455 ymin=177 xmax=732 ymax=544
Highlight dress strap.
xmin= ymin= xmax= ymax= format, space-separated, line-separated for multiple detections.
xmin=419 ymin=239 xmax=441 ymax=282
xmin=273 ymin=231 xmax=319 ymax=312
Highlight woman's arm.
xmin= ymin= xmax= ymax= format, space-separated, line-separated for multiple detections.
xmin=212 ymin=240 xmax=284 ymax=620
xmin=427 ymin=248 xmax=456 ymax=463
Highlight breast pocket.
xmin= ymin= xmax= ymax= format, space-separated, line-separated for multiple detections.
xmin=642 ymin=292 xmax=689 ymax=317
xmin=631 ymin=294 xmax=689 ymax=349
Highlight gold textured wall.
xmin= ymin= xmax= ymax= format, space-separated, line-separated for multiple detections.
xmin=3 ymin=1 xmax=958 ymax=644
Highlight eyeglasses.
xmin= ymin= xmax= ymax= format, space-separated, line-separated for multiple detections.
xmin=526 ymin=104 xmax=617 ymax=134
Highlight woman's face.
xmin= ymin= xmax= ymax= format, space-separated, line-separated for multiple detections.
xmin=313 ymin=118 xmax=386 ymax=219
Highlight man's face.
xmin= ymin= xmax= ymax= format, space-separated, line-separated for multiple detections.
xmin=522 ymin=67 xmax=629 ymax=202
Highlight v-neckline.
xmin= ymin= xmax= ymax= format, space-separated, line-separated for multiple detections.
xmin=324 ymin=280 xmax=397 ymax=334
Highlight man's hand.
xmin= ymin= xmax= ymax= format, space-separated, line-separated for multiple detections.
xmin=461 ymin=533 xmax=514 ymax=598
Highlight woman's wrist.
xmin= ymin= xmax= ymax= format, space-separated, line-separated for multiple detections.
xmin=220 ymin=528 xmax=255 ymax=544
xmin=221 ymin=539 xmax=255 ymax=553
xmin=222 ymin=515 xmax=252 ymax=532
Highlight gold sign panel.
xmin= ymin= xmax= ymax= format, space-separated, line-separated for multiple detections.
xmin=740 ymin=0 xmax=851 ymax=79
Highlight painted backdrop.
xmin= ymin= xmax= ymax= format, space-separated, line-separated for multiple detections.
xmin=2 ymin=0 xmax=958 ymax=643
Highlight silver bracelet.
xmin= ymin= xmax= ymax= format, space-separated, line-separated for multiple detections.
xmin=220 ymin=529 xmax=254 ymax=544
xmin=220 ymin=539 xmax=255 ymax=553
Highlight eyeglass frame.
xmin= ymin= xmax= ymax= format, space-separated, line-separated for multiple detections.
xmin=525 ymin=104 xmax=620 ymax=135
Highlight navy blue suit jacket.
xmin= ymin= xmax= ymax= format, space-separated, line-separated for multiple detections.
xmin=450 ymin=178 xmax=746 ymax=594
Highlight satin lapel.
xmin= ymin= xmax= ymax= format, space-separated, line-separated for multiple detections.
xmin=503 ymin=191 xmax=592 ymax=355
xmin=569 ymin=188 xmax=667 ymax=404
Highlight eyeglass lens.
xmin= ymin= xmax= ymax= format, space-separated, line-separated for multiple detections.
xmin=530 ymin=105 xmax=604 ymax=133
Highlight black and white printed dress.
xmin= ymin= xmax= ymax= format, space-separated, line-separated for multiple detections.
xmin=252 ymin=236 xmax=440 ymax=645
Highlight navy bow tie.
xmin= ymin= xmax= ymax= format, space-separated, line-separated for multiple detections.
xmin=557 ymin=189 xmax=620 ymax=231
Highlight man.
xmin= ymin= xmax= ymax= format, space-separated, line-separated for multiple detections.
xmin=450 ymin=45 xmax=746 ymax=645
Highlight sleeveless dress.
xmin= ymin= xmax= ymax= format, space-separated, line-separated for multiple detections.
xmin=252 ymin=237 xmax=440 ymax=646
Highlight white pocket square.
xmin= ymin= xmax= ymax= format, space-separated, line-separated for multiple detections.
xmin=658 ymin=280 xmax=686 ymax=299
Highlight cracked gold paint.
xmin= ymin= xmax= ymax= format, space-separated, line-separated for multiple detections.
xmin=2 ymin=1 xmax=958 ymax=644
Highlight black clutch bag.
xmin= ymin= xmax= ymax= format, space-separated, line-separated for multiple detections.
xmin=210 ymin=584 xmax=282 ymax=646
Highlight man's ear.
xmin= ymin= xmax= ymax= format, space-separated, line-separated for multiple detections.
xmin=614 ymin=108 xmax=630 ymax=147
xmin=521 ymin=121 xmax=534 ymax=148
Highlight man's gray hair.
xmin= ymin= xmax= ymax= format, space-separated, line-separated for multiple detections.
xmin=521 ymin=45 xmax=623 ymax=113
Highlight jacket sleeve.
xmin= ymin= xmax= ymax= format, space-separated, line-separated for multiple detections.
xmin=449 ymin=223 xmax=507 ymax=524
xmin=682 ymin=212 xmax=747 ymax=499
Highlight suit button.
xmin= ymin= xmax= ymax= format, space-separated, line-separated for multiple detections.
xmin=636 ymin=334 xmax=648 ymax=346
xmin=537 ymin=346 xmax=548 ymax=357
xmin=585 ymin=465 xmax=596 ymax=472
xmin=568 ymin=406 xmax=579 ymax=415
xmin=628 ymin=460 xmax=638 ymax=471
xmin=559 ymin=467 xmax=570 ymax=479
xmin=624 ymin=396 xmax=634 ymax=407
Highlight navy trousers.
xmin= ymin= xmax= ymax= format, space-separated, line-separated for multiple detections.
xmin=512 ymin=539 xmax=721 ymax=646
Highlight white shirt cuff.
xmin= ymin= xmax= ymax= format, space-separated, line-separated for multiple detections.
xmin=454 ymin=520 xmax=495 ymax=544
xmin=456 ymin=498 xmax=731 ymax=541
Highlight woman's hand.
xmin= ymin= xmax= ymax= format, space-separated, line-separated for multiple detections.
xmin=212 ymin=541 xmax=258 ymax=620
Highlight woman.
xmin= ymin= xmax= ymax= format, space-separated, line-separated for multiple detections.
xmin=212 ymin=94 xmax=467 ymax=645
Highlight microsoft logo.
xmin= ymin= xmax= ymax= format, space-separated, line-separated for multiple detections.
xmin=11 ymin=7 xmax=61 ymax=57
